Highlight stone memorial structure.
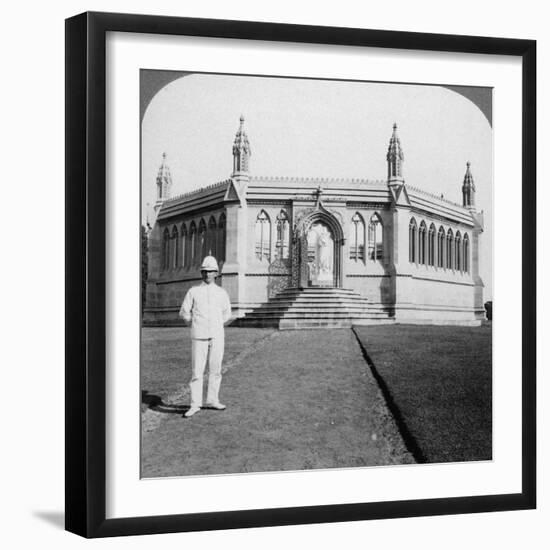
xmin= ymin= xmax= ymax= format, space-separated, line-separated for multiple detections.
xmin=143 ymin=117 xmax=485 ymax=328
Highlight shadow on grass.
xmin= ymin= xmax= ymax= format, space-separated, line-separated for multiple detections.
xmin=352 ymin=329 xmax=427 ymax=464
xmin=142 ymin=390 xmax=189 ymax=415
xmin=142 ymin=390 xmax=229 ymax=418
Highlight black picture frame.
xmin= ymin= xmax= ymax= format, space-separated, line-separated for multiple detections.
xmin=65 ymin=11 xmax=536 ymax=538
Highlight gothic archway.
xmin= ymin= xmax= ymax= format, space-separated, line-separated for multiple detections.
xmin=292 ymin=209 xmax=345 ymax=288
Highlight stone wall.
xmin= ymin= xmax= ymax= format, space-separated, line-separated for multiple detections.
xmin=144 ymin=191 xmax=483 ymax=326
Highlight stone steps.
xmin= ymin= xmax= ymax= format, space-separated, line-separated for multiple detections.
xmin=236 ymin=286 xmax=394 ymax=329
xmin=244 ymin=305 xmax=385 ymax=314
xmin=246 ymin=311 xmax=389 ymax=319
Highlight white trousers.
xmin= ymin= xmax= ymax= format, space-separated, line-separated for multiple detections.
xmin=189 ymin=337 xmax=225 ymax=408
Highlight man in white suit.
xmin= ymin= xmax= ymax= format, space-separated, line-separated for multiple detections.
xmin=179 ymin=256 xmax=232 ymax=418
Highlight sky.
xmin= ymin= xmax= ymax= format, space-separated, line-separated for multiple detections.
xmin=141 ymin=73 xmax=493 ymax=299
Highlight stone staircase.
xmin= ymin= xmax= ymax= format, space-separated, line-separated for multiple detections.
xmin=236 ymin=287 xmax=394 ymax=329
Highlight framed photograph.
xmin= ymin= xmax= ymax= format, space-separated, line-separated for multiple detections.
xmin=65 ymin=11 xmax=536 ymax=538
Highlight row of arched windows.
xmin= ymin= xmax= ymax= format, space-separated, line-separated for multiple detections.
xmin=255 ymin=209 xmax=290 ymax=262
xmin=255 ymin=210 xmax=386 ymax=264
xmin=409 ymin=218 xmax=470 ymax=273
xmin=161 ymin=214 xmax=226 ymax=271
xmin=161 ymin=211 xmax=469 ymax=274
xmin=350 ymin=212 xmax=384 ymax=263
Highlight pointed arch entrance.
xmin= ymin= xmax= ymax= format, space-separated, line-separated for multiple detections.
xmin=293 ymin=209 xmax=345 ymax=288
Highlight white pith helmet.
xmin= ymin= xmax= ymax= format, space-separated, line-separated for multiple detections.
xmin=200 ymin=256 xmax=219 ymax=272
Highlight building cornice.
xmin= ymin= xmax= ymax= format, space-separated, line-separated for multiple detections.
xmin=249 ymin=175 xmax=386 ymax=186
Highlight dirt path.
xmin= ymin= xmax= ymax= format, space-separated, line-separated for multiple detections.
xmin=141 ymin=328 xmax=414 ymax=478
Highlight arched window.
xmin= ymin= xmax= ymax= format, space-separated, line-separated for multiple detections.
xmin=446 ymin=229 xmax=454 ymax=270
xmin=276 ymin=210 xmax=290 ymax=259
xmin=455 ymin=231 xmax=462 ymax=272
xmin=171 ymin=226 xmax=179 ymax=269
xmin=255 ymin=210 xmax=271 ymax=261
xmin=437 ymin=227 xmax=445 ymax=268
xmin=463 ymin=234 xmax=470 ymax=274
xmin=180 ymin=223 xmax=187 ymax=268
xmin=189 ymin=221 xmax=197 ymax=266
xmin=428 ymin=223 xmax=436 ymax=266
xmin=418 ymin=221 xmax=427 ymax=265
xmin=198 ymin=218 xmax=207 ymax=263
xmin=218 ymin=213 xmax=226 ymax=263
xmin=207 ymin=216 xmax=217 ymax=258
xmin=162 ymin=227 xmax=170 ymax=271
xmin=409 ymin=218 xmax=417 ymax=263
xmin=368 ymin=213 xmax=383 ymax=261
xmin=350 ymin=213 xmax=365 ymax=261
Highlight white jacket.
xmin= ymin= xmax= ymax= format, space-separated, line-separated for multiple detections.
xmin=179 ymin=282 xmax=232 ymax=339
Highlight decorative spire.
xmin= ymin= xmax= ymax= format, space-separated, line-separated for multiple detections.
xmin=154 ymin=152 xmax=172 ymax=212
xmin=462 ymin=161 xmax=476 ymax=208
xmin=386 ymin=123 xmax=404 ymax=184
xmin=232 ymin=114 xmax=251 ymax=176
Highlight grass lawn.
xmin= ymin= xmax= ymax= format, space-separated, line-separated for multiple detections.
xmin=141 ymin=327 xmax=274 ymax=404
xmin=141 ymin=328 xmax=413 ymax=477
xmin=353 ymin=323 xmax=492 ymax=463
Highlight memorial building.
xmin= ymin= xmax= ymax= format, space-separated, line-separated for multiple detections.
xmin=143 ymin=116 xmax=485 ymax=328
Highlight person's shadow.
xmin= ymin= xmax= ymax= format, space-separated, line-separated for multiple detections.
xmin=142 ymin=390 xmax=189 ymax=415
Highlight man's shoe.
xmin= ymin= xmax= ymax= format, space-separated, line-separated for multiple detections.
xmin=206 ymin=402 xmax=226 ymax=410
xmin=184 ymin=406 xmax=201 ymax=418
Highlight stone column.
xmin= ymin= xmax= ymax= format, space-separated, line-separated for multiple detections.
xmin=299 ymin=234 xmax=309 ymax=288
xmin=389 ymin=206 xmax=415 ymax=320
xmin=222 ymin=202 xmax=248 ymax=317
xmin=471 ymin=225 xmax=485 ymax=321
xmin=338 ymin=220 xmax=347 ymax=288
xmin=464 ymin=208 xmax=485 ymax=321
